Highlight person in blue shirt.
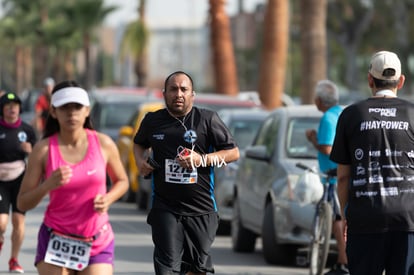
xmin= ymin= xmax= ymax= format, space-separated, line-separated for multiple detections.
xmin=306 ymin=80 xmax=347 ymax=275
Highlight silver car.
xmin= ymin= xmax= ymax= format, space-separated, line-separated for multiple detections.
xmin=232 ymin=105 xmax=322 ymax=265
xmin=89 ymin=89 xmax=153 ymax=141
xmin=215 ymin=108 xmax=269 ymax=234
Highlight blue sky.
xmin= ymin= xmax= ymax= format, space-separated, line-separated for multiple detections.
xmin=104 ymin=0 xmax=264 ymax=28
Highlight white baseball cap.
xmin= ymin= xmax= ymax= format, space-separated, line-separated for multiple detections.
xmin=369 ymin=51 xmax=401 ymax=81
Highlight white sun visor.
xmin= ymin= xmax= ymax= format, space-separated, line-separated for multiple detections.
xmin=51 ymin=87 xmax=90 ymax=107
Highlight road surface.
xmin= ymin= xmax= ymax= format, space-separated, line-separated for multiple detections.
xmin=0 ymin=199 xmax=313 ymax=274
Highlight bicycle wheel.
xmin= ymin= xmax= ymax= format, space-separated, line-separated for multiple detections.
xmin=309 ymin=201 xmax=333 ymax=275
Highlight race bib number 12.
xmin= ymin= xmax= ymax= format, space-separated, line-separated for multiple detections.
xmin=165 ymin=159 xmax=198 ymax=184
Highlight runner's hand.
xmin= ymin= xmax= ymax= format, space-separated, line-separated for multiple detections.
xmin=94 ymin=194 xmax=109 ymax=214
xmin=47 ymin=165 xmax=72 ymax=189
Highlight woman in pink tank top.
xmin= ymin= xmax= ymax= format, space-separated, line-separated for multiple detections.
xmin=16 ymin=80 xmax=128 ymax=275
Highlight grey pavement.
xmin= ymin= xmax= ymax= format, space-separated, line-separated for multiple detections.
xmin=0 ymin=199 xmax=43 ymax=275
xmin=0 ymin=198 xmax=147 ymax=275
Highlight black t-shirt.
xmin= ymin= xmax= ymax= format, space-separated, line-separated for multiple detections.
xmin=331 ymin=97 xmax=414 ymax=233
xmin=0 ymin=120 xmax=37 ymax=163
xmin=134 ymin=107 xmax=237 ymax=215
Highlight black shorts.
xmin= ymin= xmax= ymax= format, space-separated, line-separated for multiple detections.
xmin=147 ymin=208 xmax=219 ymax=274
xmin=347 ymin=231 xmax=414 ymax=275
xmin=0 ymin=172 xmax=25 ymax=214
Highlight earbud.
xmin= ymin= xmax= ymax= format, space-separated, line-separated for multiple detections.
xmin=192 ymin=91 xmax=196 ymax=96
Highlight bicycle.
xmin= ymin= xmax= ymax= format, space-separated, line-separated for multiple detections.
xmin=296 ymin=162 xmax=337 ymax=275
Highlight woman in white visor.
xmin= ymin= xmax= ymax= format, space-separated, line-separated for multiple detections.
xmin=17 ymin=80 xmax=128 ymax=275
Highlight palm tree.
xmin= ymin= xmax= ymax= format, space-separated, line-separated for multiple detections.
xmin=65 ymin=0 xmax=116 ymax=89
xmin=49 ymin=4 xmax=83 ymax=81
xmin=258 ymin=0 xmax=289 ymax=110
xmin=209 ymin=0 xmax=239 ymax=96
xmin=0 ymin=0 xmax=40 ymax=93
xmin=300 ymin=0 xmax=327 ymax=104
xmin=6 ymin=0 xmax=64 ymax=88
xmin=120 ymin=0 xmax=149 ymax=87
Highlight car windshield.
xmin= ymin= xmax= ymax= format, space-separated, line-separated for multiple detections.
xmin=100 ymin=102 xmax=138 ymax=129
xmin=286 ymin=117 xmax=319 ymax=158
xmin=229 ymin=120 xmax=263 ymax=150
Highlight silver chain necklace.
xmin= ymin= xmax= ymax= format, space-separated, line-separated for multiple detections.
xmin=167 ymin=108 xmax=188 ymax=132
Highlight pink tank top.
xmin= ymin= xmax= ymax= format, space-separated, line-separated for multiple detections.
xmin=44 ymin=129 xmax=114 ymax=255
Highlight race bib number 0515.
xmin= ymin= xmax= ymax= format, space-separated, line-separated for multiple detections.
xmin=45 ymin=232 xmax=92 ymax=271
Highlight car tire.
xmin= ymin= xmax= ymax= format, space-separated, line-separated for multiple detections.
xmin=231 ymin=197 xmax=257 ymax=252
xmin=262 ymin=202 xmax=297 ymax=265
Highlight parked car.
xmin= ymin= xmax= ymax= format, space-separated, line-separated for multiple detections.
xmin=89 ymin=88 xmax=154 ymax=141
xmin=20 ymin=89 xmax=42 ymax=125
xmin=193 ymin=93 xmax=261 ymax=111
xmin=231 ymin=105 xmax=322 ymax=265
xmin=238 ymin=91 xmax=296 ymax=107
xmin=215 ymin=108 xmax=269 ymax=234
xmin=116 ymin=101 xmax=165 ymax=206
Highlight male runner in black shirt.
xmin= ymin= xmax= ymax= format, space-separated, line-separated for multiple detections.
xmin=331 ymin=51 xmax=414 ymax=275
xmin=134 ymin=71 xmax=239 ymax=275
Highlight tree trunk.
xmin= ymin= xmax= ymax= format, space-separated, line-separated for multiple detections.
xmin=393 ymin=1 xmax=411 ymax=94
xmin=135 ymin=55 xmax=147 ymax=87
xmin=327 ymin=0 xmax=373 ymax=93
xmin=258 ymin=0 xmax=289 ymax=110
xmin=209 ymin=0 xmax=239 ymax=96
xmin=33 ymin=45 xmax=50 ymax=88
xmin=300 ymin=0 xmax=327 ymax=104
xmin=63 ymin=51 xmax=75 ymax=80
xmin=23 ymin=47 xmax=32 ymax=91
xmin=84 ymin=33 xmax=92 ymax=90
xmin=15 ymin=46 xmax=24 ymax=94
xmin=136 ymin=0 xmax=148 ymax=87
xmin=33 ymin=4 xmax=50 ymax=88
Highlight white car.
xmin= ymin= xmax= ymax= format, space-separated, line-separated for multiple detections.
xmin=215 ymin=108 xmax=269 ymax=234
xmin=232 ymin=105 xmax=323 ymax=265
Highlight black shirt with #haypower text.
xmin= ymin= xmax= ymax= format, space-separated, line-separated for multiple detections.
xmin=331 ymin=97 xmax=414 ymax=233
xmin=134 ymin=107 xmax=237 ymax=216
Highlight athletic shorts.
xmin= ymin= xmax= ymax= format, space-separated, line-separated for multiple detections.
xmin=0 ymin=172 xmax=25 ymax=214
xmin=147 ymin=208 xmax=219 ymax=274
xmin=35 ymin=223 xmax=114 ymax=267
xmin=347 ymin=231 xmax=414 ymax=275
